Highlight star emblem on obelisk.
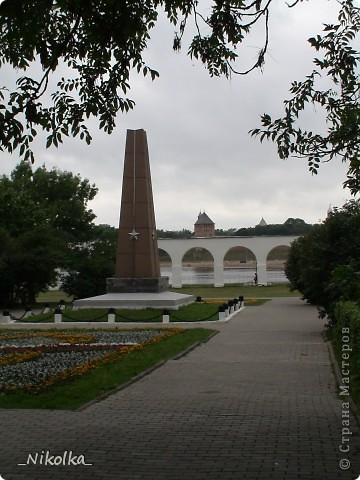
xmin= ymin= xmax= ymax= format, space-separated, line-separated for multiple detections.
xmin=128 ymin=229 xmax=139 ymax=240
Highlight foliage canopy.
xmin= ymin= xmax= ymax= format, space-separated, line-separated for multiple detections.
xmin=285 ymin=199 xmax=360 ymax=320
xmin=0 ymin=0 xmax=275 ymax=163
xmin=0 ymin=162 xmax=98 ymax=305
xmin=0 ymin=0 xmax=358 ymax=191
xmin=251 ymin=0 xmax=359 ymax=194
xmin=61 ymin=224 xmax=117 ymax=300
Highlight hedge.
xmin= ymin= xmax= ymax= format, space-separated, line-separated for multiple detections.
xmin=330 ymin=301 xmax=360 ymax=407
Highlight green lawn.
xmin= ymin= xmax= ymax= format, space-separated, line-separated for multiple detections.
xmin=34 ymin=283 xmax=298 ymax=309
xmin=170 ymin=283 xmax=299 ymax=299
xmin=36 ymin=290 xmax=73 ymax=305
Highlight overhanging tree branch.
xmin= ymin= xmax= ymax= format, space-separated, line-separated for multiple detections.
xmin=0 ymin=0 xmax=357 ymax=199
xmin=250 ymin=0 xmax=359 ymax=194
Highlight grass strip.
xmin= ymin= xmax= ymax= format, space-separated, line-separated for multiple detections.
xmin=0 ymin=327 xmax=214 ymax=410
xmin=170 ymin=283 xmax=299 ymax=298
xmin=326 ymin=331 xmax=360 ymax=410
xmin=14 ymin=299 xmax=268 ymax=324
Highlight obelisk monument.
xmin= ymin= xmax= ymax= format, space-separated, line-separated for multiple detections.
xmin=107 ymin=129 xmax=169 ymax=293
xmin=73 ymin=129 xmax=193 ymax=309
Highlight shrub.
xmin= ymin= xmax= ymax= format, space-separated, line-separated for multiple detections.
xmin=330 ymin=301 xmax=360 ymax=406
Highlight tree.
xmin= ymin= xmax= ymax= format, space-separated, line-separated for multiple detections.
xmin=285 ymin=199 xmax=360 ymax=320
xmin=283 ymin=218 xmax=313 ymax=235
xmin=1 ymin=227 xmax=61 ymax=306
xmin=215 ymin=228 xmax=238 ymax=236
xmin=0 ymin=0 xmax=329 ymax=162
xmin=61 ymin=224 xmax=117 ymax=299
xmin=251 ymin=0 xmax=359 ymax=194
xmin=157 ymin=229 xmax=192 ymax=239
xmin=235 ymin=218 xmax=313 ymax=236
xmin=0 ymin=162 xmax=97 ymax=305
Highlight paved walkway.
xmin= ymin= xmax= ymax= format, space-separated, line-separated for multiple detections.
xmin=0 ymin=297 xmax=359 ymax=480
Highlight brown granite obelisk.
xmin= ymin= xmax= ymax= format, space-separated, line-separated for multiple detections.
xmin=106 ymin=129 xmax=168 ymax=293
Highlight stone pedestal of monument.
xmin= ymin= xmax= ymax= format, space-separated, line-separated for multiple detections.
xmin=73 ymin=129 xmax=193 ymax=310
xmin=72 ymin=291 xmax=194 ymax=310
xmin=106 ymin=277 xmax=169 ymax=293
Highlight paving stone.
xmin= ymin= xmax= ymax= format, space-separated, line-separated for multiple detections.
xmin=0 ymin=298 xmax=359 ymax=480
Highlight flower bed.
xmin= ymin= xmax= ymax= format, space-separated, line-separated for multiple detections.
xmin=0 ymin=328 xmax=181 ymax=394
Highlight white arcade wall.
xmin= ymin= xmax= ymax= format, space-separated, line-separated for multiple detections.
xmin=157 ymin=236 xmax=298 ymax=287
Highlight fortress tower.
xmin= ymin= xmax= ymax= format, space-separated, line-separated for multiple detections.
xmin=194 ymin=211 xmax=215 ymax=237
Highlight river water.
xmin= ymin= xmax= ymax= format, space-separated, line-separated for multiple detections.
xmin=160 ymin=266 xmax=288 ymax=285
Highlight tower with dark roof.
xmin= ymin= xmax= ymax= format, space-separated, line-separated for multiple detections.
xmin=194 ymin=211 xmax=215 ymax=237
xmin=257 ymin=217 xmax=267 ymax=227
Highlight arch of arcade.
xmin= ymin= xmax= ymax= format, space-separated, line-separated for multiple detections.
xmin=157 ymin=236 xmax=298 ymax=287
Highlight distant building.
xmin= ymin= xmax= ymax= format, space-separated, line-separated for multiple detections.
xmin=194 ymin=211 xmax=215 ymax=237
xmin=257 ymin=217 xmax=267 ymax=226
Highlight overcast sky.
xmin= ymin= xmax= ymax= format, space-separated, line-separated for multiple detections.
xmin=1 ymin=0 xmax=356 ymax=230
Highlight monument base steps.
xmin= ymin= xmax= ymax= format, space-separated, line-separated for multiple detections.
xmin=73 ymin=291 xmax=194 ymax=310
